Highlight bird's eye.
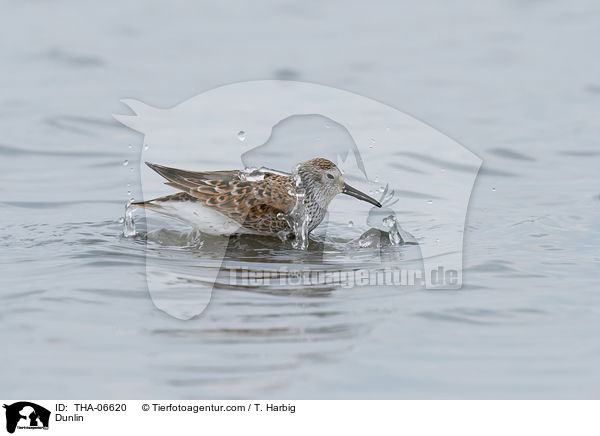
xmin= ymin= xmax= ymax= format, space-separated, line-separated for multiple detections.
xmin=326 ymin=174 xmax=334 ymax=179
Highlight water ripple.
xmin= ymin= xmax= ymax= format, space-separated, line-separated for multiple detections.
xmin=487 ymin=148 xmax=536 ymax=161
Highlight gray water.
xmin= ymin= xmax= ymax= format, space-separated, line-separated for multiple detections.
xmin=1 ymin=0 xmax=600 ymax=399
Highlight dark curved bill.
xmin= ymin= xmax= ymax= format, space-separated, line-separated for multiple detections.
xmin=342 ymin=183 xmax=382 ymax=208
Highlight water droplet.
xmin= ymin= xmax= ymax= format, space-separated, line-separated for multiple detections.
xmin=369 ymin=138 xmax=375 ymax=149
xmin=237 ymin=131 xmax=246 ymax=142
xmin=324 ymin=122 xmax=330 ymax=129
xmin=383 ymin=215 xmax=396 ymax=227
xmin=127 ymin=190 xmax=131 ymax=196
xmin=377 ymin=186 xmax=385 ymax=193
xmin=122 ymin=160 xmax=129 ymax=166
xmin=491 ymin=187 xmax=496 ymax=192
xmin=144 ymin=144 xmax=149 ymax=151
xmin=374 ymin=176 xmax=379 ymax=183
xmin=128 ymin=144 xmax=133 ymax=150
xmin=426 ymin=200 xmax=433 ymax=204
xmin=348 ymin=221 xmax=354 ymax=228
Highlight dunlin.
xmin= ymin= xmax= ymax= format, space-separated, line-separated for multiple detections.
xmin=133 ymin=157 xmax=381 ymax=236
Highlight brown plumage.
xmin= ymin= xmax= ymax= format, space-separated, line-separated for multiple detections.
xmin=134 ymin=163 xmax=295 ymax=234
xmin=133 ymin=158 xmax=381 ymax=236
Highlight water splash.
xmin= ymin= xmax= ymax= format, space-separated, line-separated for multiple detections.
xmin=364 ymin=213 xmax=405 ymax=247
xmin=358 ymin=229 xmax=381 ymax=248
xmin=241 ymin=165 xmax=311 ymax=249
xmin=277 ymin=167 xmax=311 ymax=250
xmin=382 ymin=215 xmax=404 ymax=246
xmin=240 ymin=166 xmax=290 ymax=182
xmin=240 ymin=167 xmax=265 ymax=182
xmin=122 ymin=202 xmax=137 ymax=237
xmin=382 ymin=216 xmax=396 ymax=227
xmin=356 ymin=222 xmax=404 ymax=248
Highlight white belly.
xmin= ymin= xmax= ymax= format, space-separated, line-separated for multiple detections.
xmin=148 ymin=201 xmax=258 ymax=236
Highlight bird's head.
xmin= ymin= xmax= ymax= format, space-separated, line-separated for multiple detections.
xmin=297 ymin=158 xmax=382 ymax=208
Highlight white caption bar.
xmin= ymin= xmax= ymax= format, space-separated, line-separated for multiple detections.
xmin=1 ymin=400 xmax=598 ymax=436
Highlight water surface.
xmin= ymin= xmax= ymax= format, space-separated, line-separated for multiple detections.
xmin=1 ymin=0 xmax=600 ymax=398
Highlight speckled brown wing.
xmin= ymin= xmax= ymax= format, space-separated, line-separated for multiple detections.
xmin=145 ymin=162 xmax=296 ymax=234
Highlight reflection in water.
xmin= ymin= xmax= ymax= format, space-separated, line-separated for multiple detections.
xmin=129 ymin=221 xmax=423 ymax=296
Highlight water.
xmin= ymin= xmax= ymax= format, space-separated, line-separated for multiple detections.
xmin=122 ymin=203 xmax=137 ymax=237
xmin=279 ymin=167 xmax=311 ymax=250
xmin=1 ymin=0 xmax=600 ymax=399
